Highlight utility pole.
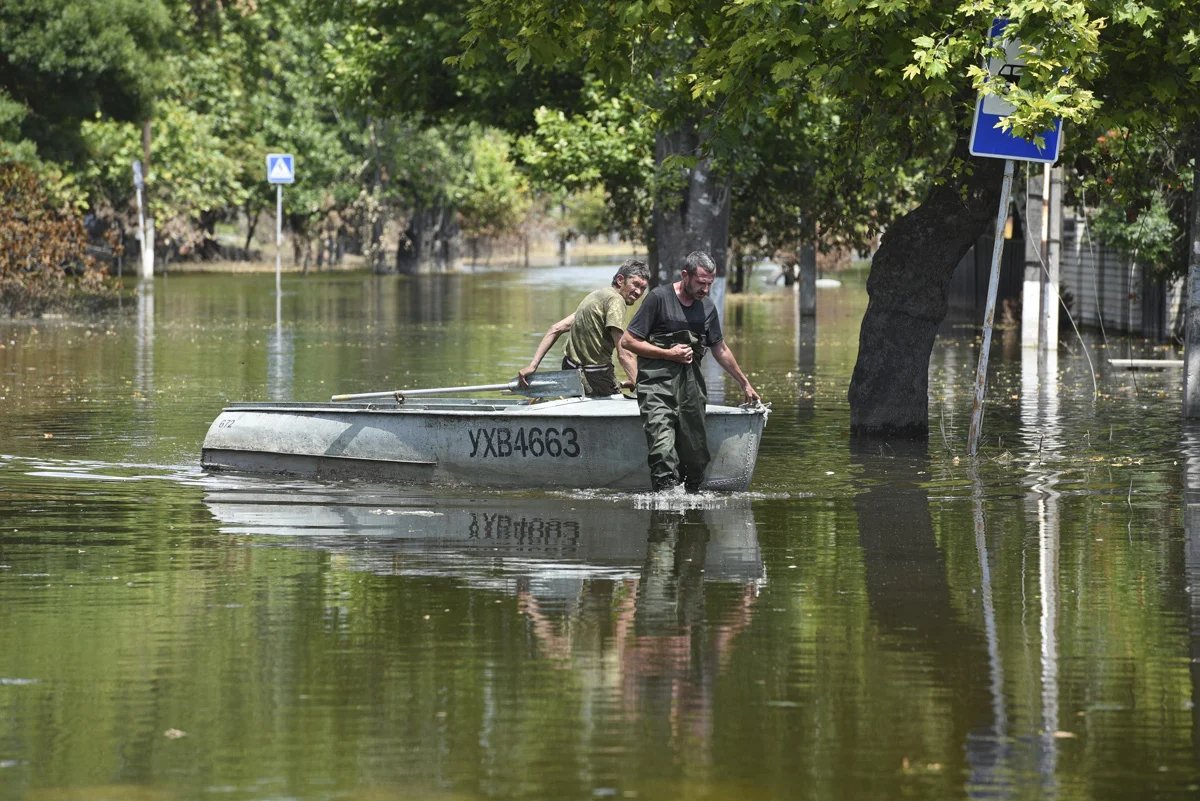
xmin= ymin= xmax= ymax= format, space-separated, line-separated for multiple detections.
xmin=1037 ymin=165 xmax=1063 ymax=370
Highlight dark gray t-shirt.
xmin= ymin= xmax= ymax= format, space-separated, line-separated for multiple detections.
xmin=626 ymin=284 xmax=723 ymax=347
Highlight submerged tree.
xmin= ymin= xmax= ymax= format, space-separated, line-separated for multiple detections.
xmin=463 ymin=0 xmax=1200 ymax=437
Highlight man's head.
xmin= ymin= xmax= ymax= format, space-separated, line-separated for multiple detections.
xmin=612 ymin=258 xmax=650 ymax=306
xmin=679 ymin=251 xmax=717 ymax=301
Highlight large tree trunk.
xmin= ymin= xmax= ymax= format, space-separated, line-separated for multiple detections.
xmin=848 ymin=136 xmax=1006 ymax=437
xmin=652 ymin=123 xmax=731 ymax=282
xmin=365 ymin=118 xmax=389 ymax=275
xmin=397 ymin=203 xmax=461 ymax=274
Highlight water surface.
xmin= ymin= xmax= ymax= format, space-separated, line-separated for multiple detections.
xmin=1 ymin=266 xmax=1197 ymax=800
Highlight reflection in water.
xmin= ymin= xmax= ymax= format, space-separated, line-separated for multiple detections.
xmin=202 ymin=488 xmax=762 ymax=586
xmin=203 ymin=487 xmax=762 ymax=765
xmin=1021 ymin=344 xmax=1062 ymax=798
xmin=971 ymin=465 xmax=1011 ymax=799
xmin=851 ymin=444 xmax=1001 ymax=795
xmin=1020 ymin=344 xmax=1063 ymax=458
xmin=134 ymin=281 xmax=154 ymax=401
xmin=267 ymin=314 xmax=294 ymax=402
xmin=409 ymin=273 xmax=456 ymax=325
xmin=1181 ymin=426 xmax=1200 ymax=766
xmin=626 ymin=510 xmax=757 ymax=754
xmin=1035 ymin=474 xmax=1060 ymax=798
xmin=519 ymin=506 xmax=760 ymax=767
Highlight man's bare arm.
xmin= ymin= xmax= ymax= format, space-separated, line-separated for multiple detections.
xmin=519 ymin=313 xmax=574 ymax=385
xmin=608 ymin=327 xmax=639 ymax=387
xmin=710 ymin=340 xmax=761 ymax=404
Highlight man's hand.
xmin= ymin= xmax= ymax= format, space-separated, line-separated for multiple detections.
xmin=742 ymin=383 xmax=762 ymax=405
xmin=517 ymin=365 xmax=537 ymax=387
xmin=664 ymin=344 xmax=694 ymax=364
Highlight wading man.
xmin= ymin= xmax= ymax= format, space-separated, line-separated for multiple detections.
xmin=621 ymin=251 xmax=760 ymax=492
xmin=518 ymin=258 xmax=650 ymax=396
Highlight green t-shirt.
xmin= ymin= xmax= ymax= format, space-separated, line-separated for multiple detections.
xmin=564 ymin=286 xmax=626 ymax=367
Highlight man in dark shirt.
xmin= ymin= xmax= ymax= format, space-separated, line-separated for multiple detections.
xmin=621 ymin=251 xmax=760 ymax=492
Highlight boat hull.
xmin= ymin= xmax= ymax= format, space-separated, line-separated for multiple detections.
xmin=201 ymin=396 xmax=766 ymax=490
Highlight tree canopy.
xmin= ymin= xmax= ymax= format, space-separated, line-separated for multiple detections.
xmin=461 ymin=1 xmax=1199 ymax=254
xmin=0 ymin=0 xmax=172 ymax=163
xmin=2 ymin=0 xmax=1198 ymax=311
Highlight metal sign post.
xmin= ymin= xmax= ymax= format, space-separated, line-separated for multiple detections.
xmin=132 ymin=160 xmax=153 ymax=280
xmin=274 ymin=183 xmax=283 ymax=295
xmin=266 ymin=153 xmax=295 ymax=297
xmin=968 ymin=159 xmax=1015 ymax=455
xmin=966 ymin=18 xmax=1064 ymax=456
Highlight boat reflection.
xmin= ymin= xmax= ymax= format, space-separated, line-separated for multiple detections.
xmin=201 ymin=486 xmax=764 ymax=592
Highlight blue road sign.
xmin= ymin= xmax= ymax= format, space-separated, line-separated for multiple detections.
xmin=968 ymin=19 xmax=1063 ymax=163
xmin=266 ymin=153 xmax=295 ymax=184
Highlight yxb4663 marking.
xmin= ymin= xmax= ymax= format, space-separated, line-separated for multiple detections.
xmin=467 ymin=426 xmax=580 ymax=458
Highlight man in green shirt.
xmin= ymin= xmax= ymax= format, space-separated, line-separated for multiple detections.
xmin=518 ymin=258 xmax=650 ymax=396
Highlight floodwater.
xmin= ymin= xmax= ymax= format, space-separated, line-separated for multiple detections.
xmin=1 ymin=265 xmax=1197 ymax=801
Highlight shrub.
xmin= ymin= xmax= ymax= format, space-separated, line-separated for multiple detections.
xmin=0 ymin=161 xmax=117 ymax=316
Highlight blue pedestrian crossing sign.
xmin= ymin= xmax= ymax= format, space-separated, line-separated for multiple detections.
xmin=266 ymin=153 xmax=295 ymax=184
xmin=968 ymin=19 xmax=1063 ymax=163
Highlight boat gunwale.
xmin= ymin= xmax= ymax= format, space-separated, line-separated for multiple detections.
xmin=219 ymin=399 xmax=767 ymax=418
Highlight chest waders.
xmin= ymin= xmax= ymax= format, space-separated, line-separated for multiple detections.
xmin=636 ymin=330 xmax=709 ymax=491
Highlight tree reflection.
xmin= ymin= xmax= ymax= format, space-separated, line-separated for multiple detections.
xmin=851 ymin=443 xmax=1003 ymax=796
xmin=1181 ymin=425 xmax=1200 ymax=769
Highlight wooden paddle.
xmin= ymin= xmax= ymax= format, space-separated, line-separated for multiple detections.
xmin=331 ymin=369 xmax=585 ymax=402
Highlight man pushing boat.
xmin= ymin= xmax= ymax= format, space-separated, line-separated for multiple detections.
xmin=518 ymin=258 xmax=650 ymax=396
xmin=621 ymin=251 xmax=761 ymax=493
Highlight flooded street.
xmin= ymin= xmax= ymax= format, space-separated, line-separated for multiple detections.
xmin=1 ymin=266 xmax=1197 ymax=800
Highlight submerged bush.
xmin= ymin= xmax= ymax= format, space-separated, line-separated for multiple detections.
xmin=0 ymin=162 xmax=117 ymax=316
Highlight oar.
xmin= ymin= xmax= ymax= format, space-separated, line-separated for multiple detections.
xmin=330 ymin=369 xmax=584 ymax=402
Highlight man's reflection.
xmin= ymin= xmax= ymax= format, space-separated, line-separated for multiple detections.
xmin=517 ymin=507 xmax=759 ymax=754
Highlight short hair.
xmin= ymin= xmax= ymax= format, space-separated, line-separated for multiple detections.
xmin=612 ymin=257 xmax=649 ymax=287
xmin=683 ymin=251 xmax=716 ymax=275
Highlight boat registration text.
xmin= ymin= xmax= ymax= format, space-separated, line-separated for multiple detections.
xmin=467 ymin=426 xmax=580 ymax=459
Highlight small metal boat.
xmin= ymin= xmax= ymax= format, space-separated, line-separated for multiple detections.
xmin=201 ymin=393 xmax=767 ymax=491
